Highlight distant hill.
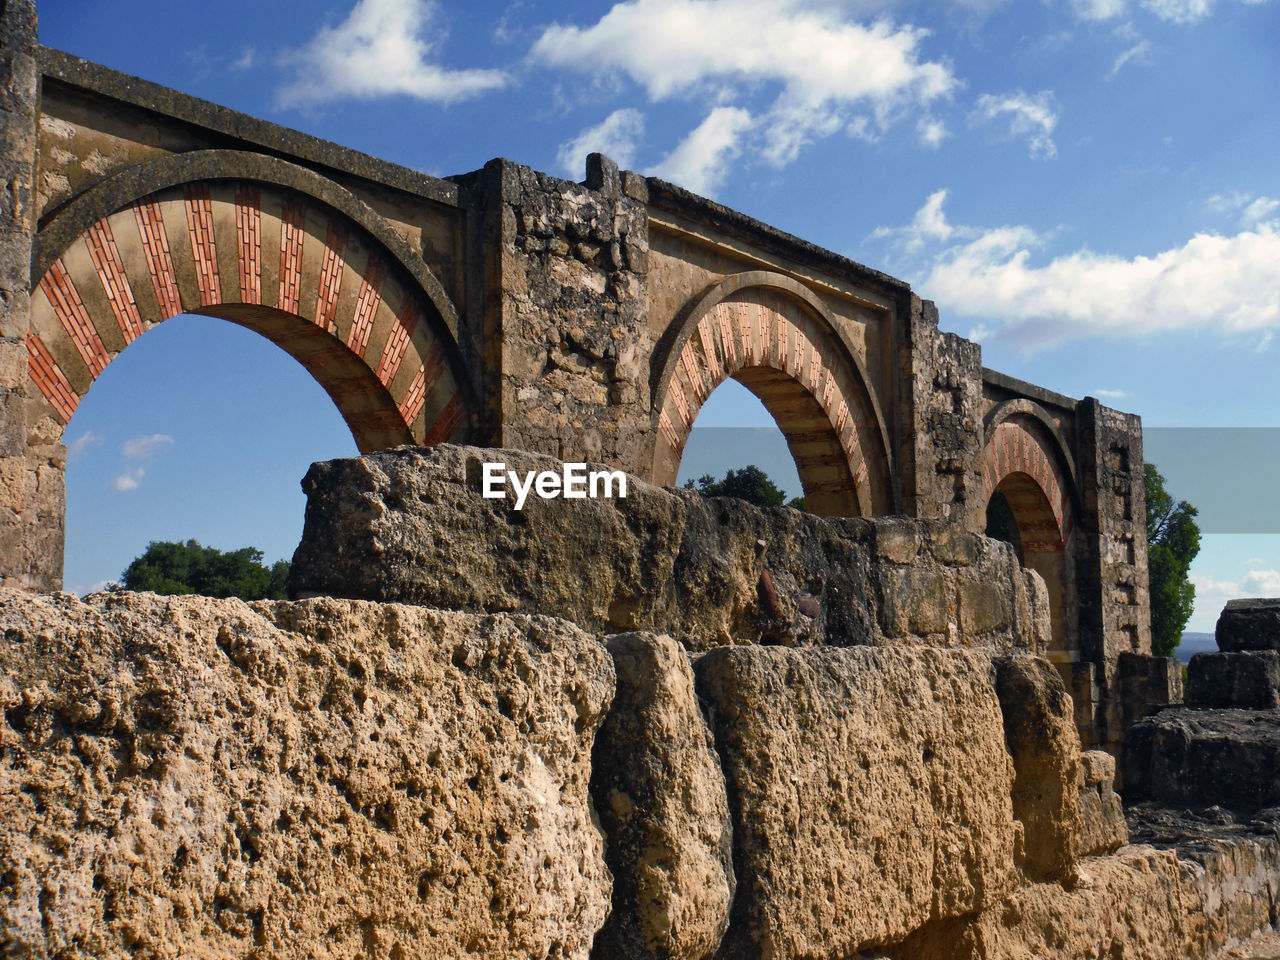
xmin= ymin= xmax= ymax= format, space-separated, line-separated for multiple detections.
xmin=1173 ymin=632 xmax=1216 ymax=662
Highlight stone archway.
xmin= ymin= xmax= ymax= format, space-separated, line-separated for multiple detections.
xmin=652 ymin=276 xmax=892 ymax=517
xmin=982 ymin=411 xmax=1078 ymax=667
xmin=27 ymin=154 xmax=473 ymax=452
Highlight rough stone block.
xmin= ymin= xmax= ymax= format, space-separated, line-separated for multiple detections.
xmin=1077 ymin=784 xmax=1128 ymax=856
xmin=994 ymin=655 xmax=1082 ymax=880
xmin=0 ymin=590 xmax=614 ymax=959
xmin=694 ymin=645 xmax=1017 ymax=958
xmin=1217 ymin=598 xmax=1280 ymax=652
xmin=288 ymin=444 xmax=1043 ymax=653
xmin=1123 ymin=708 xmax=1280 ymax=809
xmin=1187 ymin=651 xmax=1280 ymax=708
xmin=590 ymin=633 xmax=733 ymax=960
xmin=1080 ymin=748 xmax=1116 ymax=786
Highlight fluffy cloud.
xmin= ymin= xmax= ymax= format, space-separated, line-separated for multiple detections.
xmin=277 ymin=0 xmax=507 ymax=107
xmin=112 ymin=433 xmax=174 ymax=493
xmin=557 ymin=108 xmax=646 ymax=176
xmin=646 ymin=107 xmax=754 ymax=196
xmin=1209 ymin=192 xmax=1280 ymax=231
xmin=971 ymin=90 xmax=1058 ymax=159
xmin=531 ymin=0 xmax=956 ymax=185
xmin=871 ymin=191 xmax=1280 ymax=349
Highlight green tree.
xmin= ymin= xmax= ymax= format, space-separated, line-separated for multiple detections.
xmin=684 ymin=465 xmax=805 ymax=509
xmin=117 ymin=539 xmax=290 ymax=600
xmin=1145 ymin=463 xmax=1200 ymax=657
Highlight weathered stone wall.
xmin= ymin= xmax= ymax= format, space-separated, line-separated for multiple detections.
xmin=0 ymin=0 xmax=63 ymax=594
xmin=0 ymin=590 xmax=615 ymax=959
xmin=4 ymin=582 xmax=1275 ymax=960
xmin=288 ymin=444 xmax=1052 ymax=653
xmin=454 ymin=156 xmax=652 ymax=473
xmin=900 ymin=295 xmax=985 ymax=529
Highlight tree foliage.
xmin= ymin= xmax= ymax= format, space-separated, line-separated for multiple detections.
xmin=1145 ymin=463 xmax=1200 ymax=657
xmin=684 ymin=465 xmax=804 ymax=510
xmin=118 ymin=539 xmax=290 ymax=600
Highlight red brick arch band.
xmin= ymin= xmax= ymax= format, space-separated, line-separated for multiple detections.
xmin=27 ymin=181 xmax=468 ymax=452
xmin=983 ymin=418 xmax=1074 ymax=552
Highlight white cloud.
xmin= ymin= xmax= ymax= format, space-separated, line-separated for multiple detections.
xmin=871 ymin=190 xmax=1280 ymax=349
xmin=1243 ymin=557 xmax=1266 ymax=567
xmin=1245 ymin=569 xmax=1280 ymax=595
xmin=530 ymin=0 xmax=956 ymax=179
xmin=277 ymin=0 xmax=508 ymax=108
xmin=231 ymin=46 xmax=256 ymax=71
xmin=1095 ymin=388 xmax=1128 ymax=398
xmin=917 ymin=116 xmax=949 ymax=149
xmin=971 ymin=90 xmax=1058 ymax=159
xmin=1207 ymin=192 xmax=1279 ymax=230
xmin=646 ymin=106 xmax=753 ymax=196
xmin=1108 ymin=38 xmax=1153 ymax=78
xmin=557 ymin=108 xmax=645 ymax=176
xmin=870 ymin=187 xmax=960 ymax=253
xmin=1071 ymin=0 xmax=1128 ymax=18
xmin=66 ymin=430 xmax=101 ymax=461
xmin=1140 ymin=0 xmax=1211 ymax=20
xmin=111 ymin=467 xmax=144 ymax=492
xmin=122 ymin=434 xmax=174 ymax=460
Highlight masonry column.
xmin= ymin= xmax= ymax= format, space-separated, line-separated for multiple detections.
xmin=1075 ymin=398 xmax=1164 ymax=753
xmin=460 ymin=153 xmax=652 ymax=473
xmin=1 ymin=0 xmax=63 ymax=592
xmin=900 ymin=294 xmax=985 ymax=529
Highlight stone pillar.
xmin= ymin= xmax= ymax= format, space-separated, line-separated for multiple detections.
xmin=459 ymin=154 xmax=652 ymax=474
xmin=901 ymin=294 xmax=984 ymax=528
xmin=1 ymin=0 xmax=63 ymax=592
xmin=1075 ymin=398 xmax=1152 ymax=752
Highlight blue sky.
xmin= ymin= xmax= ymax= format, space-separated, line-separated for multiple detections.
xmin=39 ymin=0 xmax=1280 ymax=631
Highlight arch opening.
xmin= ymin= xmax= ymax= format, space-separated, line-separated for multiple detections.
xmin=61 ymin=313 xmax=358 ymax=595
xmin=653 ymin=285 xmax=892 ymax=517
xmin=982 ymin=414 xmax=1079 ymax=680
xmin=27 ymin=175 xmax=472 ymax=454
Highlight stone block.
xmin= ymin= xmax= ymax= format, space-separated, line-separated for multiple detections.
xmin=1216 ymin=598 xmax=1280 ymax=651
xmin=1123 ymin=707 xmax=1280 ymax=809
xmin=1077 ymin=749 xmax=1128 ymax=856
xmin=694 ymin=645 xmax=1017 ymax=958
xmin=590 ymin=633 xmax=732 ymax=960
xmin=960 ymin=578 xmax=1011 ymax=635
xmin=994 ymin=655 xmax=1081 ymax=880
xmin=0 ymin=590 xmax=614 ymax=959
xmin=288 ymin=444 xmax=1040 ymax=654
xmin=1187 ymin=651 xmax=1280 ymax=709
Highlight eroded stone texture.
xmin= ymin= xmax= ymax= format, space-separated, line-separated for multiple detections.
xmin=994 ymin=655 xmax=1082 ymax=880
xmin=1077 ymin=750 xmax=1128 ymax=857
xmin=590 ymin=632 xmax=733 ymax=960
xmin=1124 ymin=708 xmax=1280 ymax=810
xmin=1217 ymin=598 xmax=1280 ymax=652
xmin=1128 ymin=804 xmax=1280 ymax=956
xmin=0 ymin=589 xmax=614 ymax=960
xmin=1187 ymin=651 xmax=1280 ymax=709
xmin=694 ymin=644 xmax=1017 ymax=958
xmin=288 ymin=443 xmax=1051 ymax=653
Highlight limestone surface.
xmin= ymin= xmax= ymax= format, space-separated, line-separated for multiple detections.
xmin=693 ymin=644 xmax=1018 ymax=958
xmin=288 ymin=443 xmax=1050 ymax=652
xmin=1217 ymin=598 xmax=1280 ymax=652
xmin=0 ymin=589 xmax=614 ymax=960
xmin=994 ymin=655 xmax=1083 ymax=880
xmin=1077 ymin=750 xmax=1128 ymax=856
xmin=590 ymin=632 xmax=733 ymax=960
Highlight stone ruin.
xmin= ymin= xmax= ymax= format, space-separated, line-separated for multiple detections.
xmin=4 ymin=1 xmax=1280 ymax=956
xmin=3 ymin=446 xmax=1280 ymax=959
